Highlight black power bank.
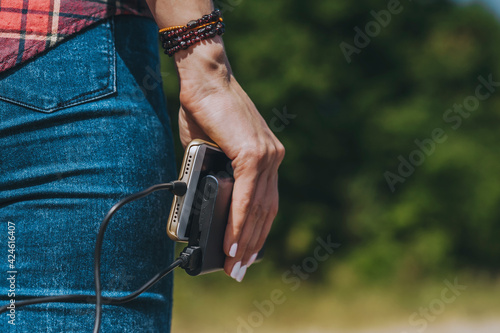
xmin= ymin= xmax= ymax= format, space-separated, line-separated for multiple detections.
xmin=182 ymin=173 xmax=264 ymax=276
xmin=184 ymin=173 xmax=234 ymax=275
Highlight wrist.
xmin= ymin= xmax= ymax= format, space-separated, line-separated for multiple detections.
xmin=175 ymin=36 xmax=234 ymax=105
xmin=174 ymin=36 xmax=229 ymax=73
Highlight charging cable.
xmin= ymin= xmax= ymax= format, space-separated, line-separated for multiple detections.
xmin=92 ymin=181 xmax=187 ymax=332
xmin=0 ymin=180 xmax=201 ymax=333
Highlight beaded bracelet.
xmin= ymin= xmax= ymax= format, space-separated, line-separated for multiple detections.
xmin=159 ymin=9 xmax=225 ymax=57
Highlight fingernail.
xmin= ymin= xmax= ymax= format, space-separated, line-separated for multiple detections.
xmin=230 ymin=261 xmax=241 ymax=279
xmin=236 ymin=265 xmax=247 ymax=282
xmin=229 ymin=243 xmax=238 ymax=258
xmin=248 ymin=253 xmax=258 ymax=267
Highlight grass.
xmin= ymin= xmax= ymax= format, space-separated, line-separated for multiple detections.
xmin=171 ymin=262 xmax=500 ymax=333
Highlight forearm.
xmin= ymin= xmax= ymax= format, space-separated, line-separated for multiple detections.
xmin=145 ymin=0 xmax=214 ymax=30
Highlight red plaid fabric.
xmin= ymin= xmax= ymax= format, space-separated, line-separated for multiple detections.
xmin=0 ymin=0 xmax=152 ymax=73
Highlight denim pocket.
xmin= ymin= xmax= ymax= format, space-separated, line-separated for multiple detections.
xmin=0 ymin=19 xmax=116 ymax=113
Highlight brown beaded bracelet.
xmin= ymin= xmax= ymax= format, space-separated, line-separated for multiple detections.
xmin=159 ymin=9 xmax=225 ymax=57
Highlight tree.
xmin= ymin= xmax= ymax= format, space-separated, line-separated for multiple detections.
xmin=161 ymin=0 xmax=500 ymax=282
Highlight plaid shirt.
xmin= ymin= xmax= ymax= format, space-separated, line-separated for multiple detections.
xmin=0 ymin=0 xmax=152 ymax=73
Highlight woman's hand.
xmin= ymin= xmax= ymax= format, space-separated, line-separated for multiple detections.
xmin=175 ymin=37 xmax=285 ymax=281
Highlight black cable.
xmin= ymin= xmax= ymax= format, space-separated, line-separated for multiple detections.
xmin=0 ymin=257 xmax=183 ymax=312
xmin=93 ymin=181 xmax=185 ymax=333
xmin=0 ymin=180 xmax=188 ymax=333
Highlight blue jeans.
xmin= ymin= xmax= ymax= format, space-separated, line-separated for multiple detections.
xmin=0 ymin=16 xmax=176 ymax=332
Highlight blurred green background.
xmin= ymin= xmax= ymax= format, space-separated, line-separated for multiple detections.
xmin=159 ymin=0 xmax=500 ymax=331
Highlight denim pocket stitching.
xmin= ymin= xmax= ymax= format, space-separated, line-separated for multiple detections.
xmin=0 ymin=18 xmax=117 ymax=113
xmin=53 ymin=18 xmax=117 ymax=110
xmin=0 ymin=83 xmax=115 ymax=113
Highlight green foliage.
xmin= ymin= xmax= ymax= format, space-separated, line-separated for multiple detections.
xmin=162 ymin=0 xmax=500 ymax=283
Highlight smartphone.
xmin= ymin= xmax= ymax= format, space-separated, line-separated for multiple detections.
xmin=167 ymin=139 xmax=233 ymax=242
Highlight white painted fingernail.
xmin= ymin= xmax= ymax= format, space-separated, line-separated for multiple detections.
xmin=229 ymin=243 xmax=238 ymax=258
xmin=236 ymin=265 xmax=247 ymax=282
xmin=231 ymin=261 xmax=241 ymax=279
xmin=248 ymin=253 xmax=258 ymax=267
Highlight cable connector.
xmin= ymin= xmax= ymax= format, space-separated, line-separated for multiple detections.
xmin=179 ymin=246 xmax=202 ymax=273
xmin=170 ymin=180 xmax=187 ymax=196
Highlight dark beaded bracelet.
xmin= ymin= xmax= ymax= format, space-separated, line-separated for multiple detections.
xmin=162 ymin=21 xmax=225 ymax=57
xmin=159 ymin=9 xmax=225 ymax=57
xmin=159 ymin=9 xmax=221 ymax=37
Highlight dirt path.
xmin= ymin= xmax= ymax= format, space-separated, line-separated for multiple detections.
xmin=261 ymin=319 xmax=500 ymax=333
xmin=296 ymin=319 xmax=500 ymax=333
xmin=355 ymin=319 xmax=500 ymax=333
